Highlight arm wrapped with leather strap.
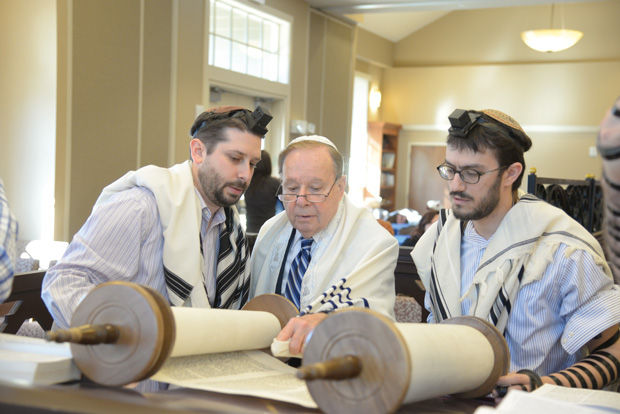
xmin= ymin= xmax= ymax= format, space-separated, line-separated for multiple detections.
xmin=544 ymin=329 xmax=620 ymax=390
xmin=517 ymin=369 xmax=543 ymax=391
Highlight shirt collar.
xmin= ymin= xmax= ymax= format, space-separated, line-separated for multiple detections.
xmin=194 ymin=188 xmax=226 ymax=225
xmin=463 ymin=220 xmax=489 ymax=247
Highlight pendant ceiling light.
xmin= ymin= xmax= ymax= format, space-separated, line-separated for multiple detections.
xmin=521 ymin=3 xmax=583 ymax=53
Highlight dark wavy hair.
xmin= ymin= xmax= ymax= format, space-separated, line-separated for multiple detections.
xmin=189 ymin=108 xmax=262 ymax=155
xmin=447 ymin=111 xmax=532 ymax=191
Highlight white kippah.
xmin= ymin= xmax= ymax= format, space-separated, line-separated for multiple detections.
xmin=287 ymin=135 xmax=338 ymax=150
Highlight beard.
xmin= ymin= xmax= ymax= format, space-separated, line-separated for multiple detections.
xmin=197 ymin=163 xmax=248 ymax=207
xmin=451 ymin=175 xmax=501 ymax=221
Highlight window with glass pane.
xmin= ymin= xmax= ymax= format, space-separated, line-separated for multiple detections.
xmin=215 ymin=2 xmax=231 ymax=38
xmin=231 ymin=42 xmax=247 ymax=73
xmin=247 ymin=46 xmax=262 ymax=78
xmin=232 ymin=10 xmax=246 ymax=42
xmin=209 ymin=0 xmax=290 ymax=84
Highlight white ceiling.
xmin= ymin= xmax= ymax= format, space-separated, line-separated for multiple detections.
xmin=304 ymin=0 xmax=600 ymax=42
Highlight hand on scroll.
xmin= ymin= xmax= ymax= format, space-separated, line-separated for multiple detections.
xmin=276 ymin=313 xmax=329 ymax=355
xmin=491 ymin=370 xmax=551 ymax=402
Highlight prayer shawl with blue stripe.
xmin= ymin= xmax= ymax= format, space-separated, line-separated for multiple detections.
xmin=249 ymin=194 xmax=398 ymax=319
xmin=96 ymin=161 xmax=249 ymax=309
xmin=412 ymin=192 xmax=613 ymax=333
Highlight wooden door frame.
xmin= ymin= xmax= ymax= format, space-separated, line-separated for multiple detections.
xmin=407 ymin=143 xmax=449 ymax=213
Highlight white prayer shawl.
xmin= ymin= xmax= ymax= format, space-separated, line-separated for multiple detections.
xmin=250 ymin=194 xmax=398 ymax=319
xmin=412 ymin=193 xmax=613 ymax=333
xmin=96 ymin=161 xmax=248 ymax=309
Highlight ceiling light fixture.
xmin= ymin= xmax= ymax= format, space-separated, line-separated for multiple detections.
xmin=521 ymin=3 xmax=583 ymax=53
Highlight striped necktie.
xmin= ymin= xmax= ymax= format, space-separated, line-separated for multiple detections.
xmin=284 ymin=238 xmax=314 ymax=309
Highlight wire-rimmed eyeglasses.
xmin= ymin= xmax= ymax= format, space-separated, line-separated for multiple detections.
xmin=277 ymin=178 xmax=339 ymax=203
xmin=437 ymin=164 xmax=506 ymax=184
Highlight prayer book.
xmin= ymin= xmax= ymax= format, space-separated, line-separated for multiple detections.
xmin=0 ymin=332 xmax=81 ymax=386
xmin=474 ymin=385 xmax=620 ymax=414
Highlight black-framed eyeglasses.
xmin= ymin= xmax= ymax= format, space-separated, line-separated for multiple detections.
xmin=437 ymin=164 xmax=505 ymax=184
xmin=277 ymin=178 xmax=339 ymax=203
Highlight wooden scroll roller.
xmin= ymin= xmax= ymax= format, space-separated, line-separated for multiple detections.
xmin=46 ymin=281 xmax=298 ymax=386
xmin=298 ymin=308 xmax=509 ymax=414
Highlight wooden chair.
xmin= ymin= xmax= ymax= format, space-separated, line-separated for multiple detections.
xmin=0 ymin=271 xmax=53 ymax=334
xmin=394 ymin=246 xmax=428 ymax=322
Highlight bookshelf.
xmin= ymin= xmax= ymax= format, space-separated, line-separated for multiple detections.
xmin=368 ymin=122 xmax=402 ymax=211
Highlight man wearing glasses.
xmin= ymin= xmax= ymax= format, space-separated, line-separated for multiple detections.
xmin=250 ymin=136 xmax=398 ymax=356
xmin=412 ymin=109 xmax=620 ymax=394
xmin=43 ymin=106 xmax=271 ymax=331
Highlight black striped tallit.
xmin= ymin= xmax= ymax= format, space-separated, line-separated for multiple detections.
xmin=163 ymin=206 xmax=249 ymax=308
xmin=214 ymin=207 xmax=250 ymax=308
xmin=489 ymin=265 xmax=524 ymax=326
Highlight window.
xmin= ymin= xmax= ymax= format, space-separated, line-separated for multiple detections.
xmin=209 ymin=0 xmax=290 ymax=84
xmin=349 ymin=75 xmax=372 ymax=205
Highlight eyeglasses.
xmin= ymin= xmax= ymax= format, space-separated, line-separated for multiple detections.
xmin=278 ymin=179 xmax=339 ymax=203
xmin=437 ymin=164 xmax=505 ymax=184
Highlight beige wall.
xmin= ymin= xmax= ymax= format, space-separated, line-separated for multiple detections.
xmin=171 ymin=0 xmax=204 ymax=166
xmin=356 ymin=28 xmax=393 ymax=68
xmin=384 ymin=61 xmax=620 ymax=209
xmin=7 ymin=0 xmax=618 ymax=239
xmin=55 ymin=0 xmax=311 ymax=240
xmin=307 ymin=11 xmax=355 ymax=160
xmin=394 ymin=1 xmax=620 ymax=66
xmin=0 ymin=0 xmax=56 ymax=241
xmin=56 ymin=0 xmax=176 ymax=239
xmin=374 ymin=0 xmax=620 ymax=210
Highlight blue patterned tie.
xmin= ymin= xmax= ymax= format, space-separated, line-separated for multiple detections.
xmin=284 ymin=238 xmax=314 ymax=309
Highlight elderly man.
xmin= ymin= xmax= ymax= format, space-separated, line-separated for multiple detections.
xmin=250 ymin=135 xmax=398 ymax=355
xmin=412 ymin=108 xmax=620 ymax=394
xmin=43 ymin=106 xmax=272 ymax=329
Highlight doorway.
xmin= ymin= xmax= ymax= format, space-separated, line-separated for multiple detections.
xmin=408 ymin=144 xmax=449 ymax=213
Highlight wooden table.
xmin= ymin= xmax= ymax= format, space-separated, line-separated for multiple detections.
xmin=0 ymin=380 xmax=493 ymax=414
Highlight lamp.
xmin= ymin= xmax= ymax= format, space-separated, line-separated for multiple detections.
xmin=369 ymin=86 xmax=382 ymax=111
xmin=521 ymin=3 xmax=582 ymax=53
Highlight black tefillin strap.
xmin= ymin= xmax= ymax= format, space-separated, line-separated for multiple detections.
xmin=448 ymin=109 xmax=484 ymax=138
xmin=448 ymin=109 xmax=524 ymax=142
xmin=191 ymin=106 xmax=273 ymax=138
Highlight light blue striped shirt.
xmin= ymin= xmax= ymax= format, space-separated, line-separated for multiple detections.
xmin=42 ymin=186 xmax=224 ymax=329
xmin=426 ymin=221 xmax=620 ymax=375
xmin=0 ymin=179 xmax=18 ymax=302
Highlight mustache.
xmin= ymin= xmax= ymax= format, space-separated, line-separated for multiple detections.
xmin=227 ymin=180 xmax=248 ymax=191
xmin=450 ymin=191 xmax=472 ymax=200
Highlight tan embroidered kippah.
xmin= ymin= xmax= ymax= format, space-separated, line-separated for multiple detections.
xmin=480 ymin=109 xmax=526 ymax=134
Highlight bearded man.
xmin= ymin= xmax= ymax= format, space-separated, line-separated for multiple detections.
xmin=412 ymin=108 xmax=620 ymax=394
xmin=43 ymin=106 xmax=271 ymax=329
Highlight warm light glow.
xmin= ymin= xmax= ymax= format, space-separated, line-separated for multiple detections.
xmin=521 ymin=29 xmax=583 ymax=53
xmin=369 ymin=87 xmax=382 ymax=111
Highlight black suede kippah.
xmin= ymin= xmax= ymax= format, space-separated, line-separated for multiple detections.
xmin=190 ymin=106 xmax=272 ymax=138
